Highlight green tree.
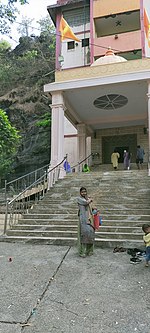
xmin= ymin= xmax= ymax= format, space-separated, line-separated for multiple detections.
xmin=0 ymin=0 xmax=28 ymax=34
xmin=0 ymin=39 xmax=11 ymax=52
xmin=0 ymin=108 xmax=20 ymax=178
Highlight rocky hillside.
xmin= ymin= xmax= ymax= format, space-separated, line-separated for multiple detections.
xmin=0 ymin=32 xmax=55 ymax=180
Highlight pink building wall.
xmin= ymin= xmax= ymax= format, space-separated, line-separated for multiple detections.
xmin=93 ymin=0 xmax=140 ymax=18
xmin=94 ymin=30 xmax=142 ymax=57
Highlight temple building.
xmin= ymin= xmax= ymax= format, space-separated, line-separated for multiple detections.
xmin=44 ymin=0 xmax=150 ymax=175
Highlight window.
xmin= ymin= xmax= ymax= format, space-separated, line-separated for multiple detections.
xmin=63 ymin=7 xmax=90 ymax=27
xmin=82 ymin=38 xmax=89 ymax=47
xmin=67 ymin=41 xmax=75 ymax=50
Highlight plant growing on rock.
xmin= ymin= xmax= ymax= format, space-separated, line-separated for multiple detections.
xmin=0 ymin=108 xmax=20 ymax=180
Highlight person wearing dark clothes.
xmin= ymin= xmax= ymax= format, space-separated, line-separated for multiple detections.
xmin=136 ymin=145 xmax=145 ymax=169
xmin=123 ymin=149 xmax=131 ymax=170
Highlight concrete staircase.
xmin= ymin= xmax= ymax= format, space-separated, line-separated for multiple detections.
xmin=1 ymin=168 xmax=150 ymax=248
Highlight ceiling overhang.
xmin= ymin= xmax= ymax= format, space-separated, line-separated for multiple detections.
xmin=44 ymin=69 xmax=150 ymax=131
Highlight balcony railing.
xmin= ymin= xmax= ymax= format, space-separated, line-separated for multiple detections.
xmin=93 ymin=30 xmax=141 ymax=58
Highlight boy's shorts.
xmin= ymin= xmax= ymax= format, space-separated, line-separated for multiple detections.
xmin=146 ymin=246 xmax=150 ymax=261
xmin=136 ymin=158 xmax=143 ymax=164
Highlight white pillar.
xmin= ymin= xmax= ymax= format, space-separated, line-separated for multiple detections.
xmin=49 ymin=92 xmax=66 ymax=179
xmin=86 ymin=136 xmax=91 ymax=157
xmin=77 ymin=124 xmax=86 ymax=162
xmin=86 ymin=136 xmax=92 ymax=165
xmin=147 ymin=82 xmax=150 ymax=176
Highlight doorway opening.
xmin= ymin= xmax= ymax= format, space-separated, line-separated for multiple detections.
xmin=102 ymin=134 xmax=137 ymax=164
xmin=115 ymin=146 xmax=129 ymax=163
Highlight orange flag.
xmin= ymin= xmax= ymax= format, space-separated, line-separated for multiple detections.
xmin=144 ymin=8 xmax=150 ymax=48
xmin=59 ymin=16 xmax=80 ymax=42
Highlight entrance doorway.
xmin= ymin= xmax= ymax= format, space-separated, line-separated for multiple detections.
xmin=102 ymin=134 xmax=137 ymax=164
xmin=115 ymin=146 xmax=129 ymax=163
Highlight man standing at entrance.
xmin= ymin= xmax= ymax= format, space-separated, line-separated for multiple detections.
xmin=111 ymin=148 xmax=120 ymax=170
xmin=136 ymin=145 xmax=145 ymax=169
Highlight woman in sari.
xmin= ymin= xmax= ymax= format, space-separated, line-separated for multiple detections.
xmin=77 ymin=187 xmax=95 ymax=257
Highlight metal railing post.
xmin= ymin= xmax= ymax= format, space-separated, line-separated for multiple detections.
xmin=78 ymin=162 xmax=80 ymax=173
xmin=4 ymin=200 xmax=9 ymax=234
xmin=4 ymin=180 xmax=7 ymax=203
xmin=43 ymin=171 xmax=46 ymax=197
xmin=35 ymin=170 xmax=37 ymax=183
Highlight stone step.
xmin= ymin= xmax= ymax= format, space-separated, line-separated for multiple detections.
xmin=95 ymin=232 xmax=143 ymax=240
xmin=6 ymin=229 xmax=143 ymax=241
xmin=12 ymin=224 xmax=142 ymax=233
xmin=54 ymin=177 xmax=150 ymax=182
xmin=102 ymin=210 xmax=150 ymax=215
xmin=17 ymin=219 xmax=148 ymax=226
xmin=12 ymin=224 xmax=78 ymax=231
xmin=18 ymin=219 xmax=78 ymax=225
xmin=98 ymin=226 xmax=142 ymax=232
xmin=31 ymin=207 xmax=150 ymax=215
xmin=42 ymin=200 xmax=150 ymax=207
xmin=6 ymin=229 xmax=77 ymax=237
xmin=44 ymin=195 xmax=150 ymax=202
xmin=34 ymin=201 xmax=150 ymax=207
xmin=104 ymin=215 xmax=150 ymax=221
xmin=31 ymin=208 xmax=78 ymax=214
xmin=22 ymin=213 xmax=77 ymax=219
xmin=46 ymin=183 xmax=150 ymax=189
xmin=48 ymin=187 xmax=150 ymax=193
xmin=21 ymin=213 xmax=150 ymax=221
xmin=101 ymin=220 xmax=149 ymax=226
xmin=0 ymin=234 xmax=144 ymax=249
xmin=3 ymin=168 xmax=150 ymax=247
xmin=46 ymin=185 xmax=150 ymax=191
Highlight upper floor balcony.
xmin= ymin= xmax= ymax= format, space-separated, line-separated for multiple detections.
xmin=93 ymin=30 xmax=142 ymax=59
xmin=94 ymin=9 xmax=140 ymax=38
xmin=93 ymin=0 xmax=140 ymax=19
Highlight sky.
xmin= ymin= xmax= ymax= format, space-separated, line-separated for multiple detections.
xmin=1 ymin=0 xmax=57 ymax=47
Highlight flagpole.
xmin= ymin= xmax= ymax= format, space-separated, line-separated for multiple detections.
xmin=56 ymin=13 xmax=62 ymax=70
xmin=59 ymin=36 xmax=63 ymax=70
xmin=59 ymin=16 xmax=62 ymax=71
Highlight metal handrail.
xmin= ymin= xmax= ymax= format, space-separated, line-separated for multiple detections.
xmin=5 ymin=164 xmax=50 ymax=186
xmin=71 ymin=153 xmax=93 ymax=172
xmin=4 ymin=163 xmax=50 ymax=203
xmin=3 ymin=156 xmax=67 ymax=234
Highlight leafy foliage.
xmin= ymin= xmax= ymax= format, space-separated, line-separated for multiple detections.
xmin=36 ymin=112 xmax=51 ymax=128
xmin=0 ymin=39 xmax=11 ymax=52
xmin=0 ymin=108 xmax=20 ymax=177
xmin=0 ymin=0 xmax=28 ymax=34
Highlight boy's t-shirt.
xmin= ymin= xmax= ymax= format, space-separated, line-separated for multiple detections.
xmin=137 ymin=148 xmax=144 ymax=159
xmin=143 ymin=233 xmax=150 ymax=247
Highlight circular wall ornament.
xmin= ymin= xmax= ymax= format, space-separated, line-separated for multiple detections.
xmin=93 ymin=94 xmax=128 ymax=110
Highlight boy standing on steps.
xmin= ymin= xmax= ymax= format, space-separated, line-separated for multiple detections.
xmin=142 ymin=224 xmax=150 ymax=267
xmin=136 ymin=145 xmax=145 ymax=169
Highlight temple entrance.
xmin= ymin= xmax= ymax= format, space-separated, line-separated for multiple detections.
xmin=102 ymin=134 xmax=137 ymax=164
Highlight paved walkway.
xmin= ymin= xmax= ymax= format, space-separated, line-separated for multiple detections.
xmin=0 ymin=242 xmax=149 ymax=333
